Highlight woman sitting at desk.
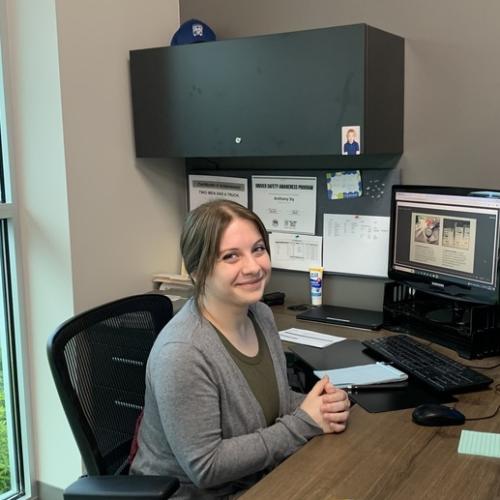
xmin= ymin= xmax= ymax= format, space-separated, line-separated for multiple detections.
xmin=130 ymin=200 xmax=350 ymax=498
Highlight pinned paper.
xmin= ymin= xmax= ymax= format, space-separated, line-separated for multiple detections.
xmin=323 ymin=213 xmax=390 ymax=277
xmin=252 ymin=176 xmax=317 ymax=234
xmin=189 ymin=174 xmax=248 ymax=210
xmin=269 ymin=232 xmax=322 ymax=271
xmin=326 ymin=171 xmax=362 ymax=200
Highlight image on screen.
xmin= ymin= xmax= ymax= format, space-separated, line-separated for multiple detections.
xmin=389 ymin=188 xmax=500 ymax=303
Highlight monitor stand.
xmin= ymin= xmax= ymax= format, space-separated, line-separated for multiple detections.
xmin=383 ymin=281 xmax=500 ymax=359
xmin=425 ymin=302 xmax=469 ymax=326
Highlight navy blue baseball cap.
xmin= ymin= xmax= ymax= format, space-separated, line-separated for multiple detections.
xmin=170 ymin=19 xmax=216 ymax=46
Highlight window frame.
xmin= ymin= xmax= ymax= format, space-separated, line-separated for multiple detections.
xmin=0 ymin=1 xmax=36 ymax=497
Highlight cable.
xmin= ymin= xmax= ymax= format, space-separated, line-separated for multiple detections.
xmin=463 ymin=383 xmax=500 ymax=422
xmin=465 ymin=405 xmax=500 ymax=421
xmin=463 ymin=361 xmax=500 ymax=370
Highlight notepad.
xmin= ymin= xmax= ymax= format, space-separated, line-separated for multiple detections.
xmin=314 ymin=362 xmax=408 ymax=388
xmin=458 ymin=430 xmax=500 ymax=459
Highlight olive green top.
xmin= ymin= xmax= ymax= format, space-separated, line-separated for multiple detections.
xmin=214 ymin=312 xmax=280 ymax=426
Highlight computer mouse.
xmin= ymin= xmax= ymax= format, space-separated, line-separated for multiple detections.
xmin=412 ymin=404 xmax=465 ymax=426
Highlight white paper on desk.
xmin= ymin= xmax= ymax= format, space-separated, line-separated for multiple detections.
xmin=252 ymin=176 xmax=317 ymax=234
xmin=314 ymin=363 xmax=408 ymax=388
xmin=269 ymin=233 xmax=322 ymax=271
xmin=189 ymin=174 xmax=248 ymax=210
xmin=279 ymin=328 xmax=345 ymax=348
xmin=323 ymin=213 xmax=390 ymax=277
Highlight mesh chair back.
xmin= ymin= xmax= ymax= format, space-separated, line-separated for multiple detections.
xmin=47 ymin=294 xmax=173 ymax=476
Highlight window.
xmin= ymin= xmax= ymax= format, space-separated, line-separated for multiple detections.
xmin=0 ymin=13 xmax=32 ymax=500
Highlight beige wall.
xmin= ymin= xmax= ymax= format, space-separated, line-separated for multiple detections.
xmin=5 ymin=0 xmax=184 ymax=493
xmin=56 ymin=0 xmax=187 ymax=313
xmin=180 ymin=0 xmax=500 ymax=309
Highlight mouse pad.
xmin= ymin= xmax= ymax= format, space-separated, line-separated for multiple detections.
xmin=350 ymin=378 xmax=456 ymax=413
xmin=289 ymin=340 xmax=457 ymax=413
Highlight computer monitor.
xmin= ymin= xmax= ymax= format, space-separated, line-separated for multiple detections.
xmin=388 ymin=185 xmax=500 ymax=306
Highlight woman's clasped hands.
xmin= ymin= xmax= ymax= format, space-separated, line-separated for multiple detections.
xmin=300 ymin=376 xmax=350 ymax=433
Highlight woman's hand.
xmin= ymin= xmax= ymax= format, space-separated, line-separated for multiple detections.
xmin=300 ymin=377 xmax=350 ymax=434
xmin=320 ymin=380 xmax=350 ymax=433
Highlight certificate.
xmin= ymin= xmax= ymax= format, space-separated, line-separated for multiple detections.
xmin=189 ymin=175 xmax=248 ymax=210
xmin=251 ymin=176 xmax=317 ymax=234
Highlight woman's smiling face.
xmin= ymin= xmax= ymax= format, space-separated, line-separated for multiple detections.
xmin=203 ymin=217 xmax=271 ymax=308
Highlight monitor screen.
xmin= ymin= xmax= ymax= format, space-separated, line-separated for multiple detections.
xmin=388 ymin=185 xmax=500 ymax=305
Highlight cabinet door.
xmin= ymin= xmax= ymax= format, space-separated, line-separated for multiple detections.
xmin=130 ymin=25 xmax=365 ymax=158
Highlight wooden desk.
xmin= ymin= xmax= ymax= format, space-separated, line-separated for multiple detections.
xmin=242 ymin=307 xmax=500 ymax=500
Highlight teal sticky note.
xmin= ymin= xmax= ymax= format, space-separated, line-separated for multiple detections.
xmin=458 ymin=430 xmax=500 ymax=458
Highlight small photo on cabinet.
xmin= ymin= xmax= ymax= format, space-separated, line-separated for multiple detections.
xmin=341 ymin=125 xmax=361 ymax=155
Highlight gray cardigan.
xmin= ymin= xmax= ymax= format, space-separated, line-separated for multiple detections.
xmin=130 ymin=298 xmax=322 ymax=498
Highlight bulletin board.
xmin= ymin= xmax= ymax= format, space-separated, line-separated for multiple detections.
xmin=186 ymin=166 xmax=400 ymax=278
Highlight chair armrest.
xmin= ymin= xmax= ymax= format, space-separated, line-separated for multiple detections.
xmin=64 ymin=475 xmax=180 ymax=499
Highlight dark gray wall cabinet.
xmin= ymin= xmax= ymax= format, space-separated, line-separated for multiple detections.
xmin=130 ymin=24 xmax=404 ymax=160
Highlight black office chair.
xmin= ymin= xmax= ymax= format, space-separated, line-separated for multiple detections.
xmin=47 ymin=293 xmax=179 ymax=499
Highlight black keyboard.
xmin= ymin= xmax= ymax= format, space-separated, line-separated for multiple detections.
xmin=362 ymin=335 xmax=493 ymax=393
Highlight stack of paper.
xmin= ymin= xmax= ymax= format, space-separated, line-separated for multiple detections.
xmin=314 ymin=362 xmax=408 ymax=388
xmin=153 ymin=273 xmax=193 ymax=291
